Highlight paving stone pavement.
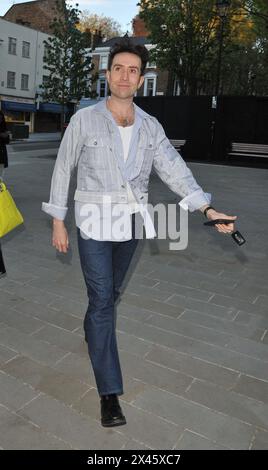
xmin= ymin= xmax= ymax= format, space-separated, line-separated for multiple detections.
xmin=0 ymin=145 xmax=268 ymax=450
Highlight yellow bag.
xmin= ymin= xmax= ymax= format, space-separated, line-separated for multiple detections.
xmin=0 ymin=181 xmax=24 ymax=237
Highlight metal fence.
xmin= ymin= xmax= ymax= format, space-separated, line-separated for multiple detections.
xmin=134 ymin=96 xmax=268 ymax=166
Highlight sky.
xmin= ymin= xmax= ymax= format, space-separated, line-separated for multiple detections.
xmin=0 ymin=0 xmax=140 ymax=33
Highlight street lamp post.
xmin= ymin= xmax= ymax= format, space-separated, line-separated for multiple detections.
xmin=215 ymin=0 xmax=230 ymax=96
xmin=209 ymin=0 xmax=230 ymax=161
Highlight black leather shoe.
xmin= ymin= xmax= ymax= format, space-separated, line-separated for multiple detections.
xmin=100 ymin=394 xmax=126 ymax=427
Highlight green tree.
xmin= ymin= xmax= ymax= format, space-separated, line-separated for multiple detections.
xmin=41 ymin=1 xmax=96 ymax=136
xmin=139 ymin=0 xmax=268 ymax=96
xmin=139 ymin=0 xmax=223 ymax=95
xmin=223 ymin=0 xmax=268 ymax=95
xmin=241 ymin=0 xmax=268 ymax=26
xmin=78 ymin=12 xmax=123 ymax=41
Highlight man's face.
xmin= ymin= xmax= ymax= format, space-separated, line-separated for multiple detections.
xmin=106 ymin=52 xmax=144 ymax=99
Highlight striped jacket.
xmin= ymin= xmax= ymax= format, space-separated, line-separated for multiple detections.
xmin=42 ymin=99 xmax=211 ymax=239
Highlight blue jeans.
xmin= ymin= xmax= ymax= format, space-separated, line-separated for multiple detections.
xmin=77 ymin=215 xmax=139 ymax=396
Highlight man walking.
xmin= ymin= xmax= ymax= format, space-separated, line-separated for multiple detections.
xmin=42 ymin=39 xmax=236 ymax=427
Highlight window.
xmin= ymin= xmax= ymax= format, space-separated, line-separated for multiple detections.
xmin=100 ymin=55 xmax=108 ymax=70
xmin=147 ymin=79 xmax=155 ymax=96
xmin=42 ymin=75 xmax=49 ymax=86
xmin=144 ymin=74 xmax=157 ymax=97
xmin=43 ymin=43 xmax=49 ymax=61
xmin=21 ymin=74 xmax=29 ymax=90
xmin=22 ymin=41 xmax=30 ymax=58
xmin=100 ymin=79 xmax=106 ymax=97
xmin=8 ymin=37 xmax=17 ymax=55
xmin=3 ymin=110 xmax=24 ymax=122
xmin=97 ymin=76 xmax=107 ymax=98
xmin=7 ymin=71 xmax=16 ymax=88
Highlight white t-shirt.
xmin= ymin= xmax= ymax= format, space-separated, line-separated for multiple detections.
xmin=75 ymin=123 xmax=156 ymax=241
xmin=118 ymin=124 xmax=139 ymax=214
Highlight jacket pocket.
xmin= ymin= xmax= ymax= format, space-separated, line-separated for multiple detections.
xmin=81 ymin=135 xmax=109 ymax=170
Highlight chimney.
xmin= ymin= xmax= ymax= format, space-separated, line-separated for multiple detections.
xmin=132 ymin=15 xmax=149 ymax=37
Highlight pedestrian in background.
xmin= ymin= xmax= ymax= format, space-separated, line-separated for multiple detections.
xmin=0 ymin=110 xmax=9 ymax=278
xmin=0 ymin=110 xmax=9 ymax=175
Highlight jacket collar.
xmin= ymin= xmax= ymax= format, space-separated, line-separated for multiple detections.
xmin=94 ymin=98 xmax=150 ymax=121
xmin=93 ymin=98 xmax=152 ymax=181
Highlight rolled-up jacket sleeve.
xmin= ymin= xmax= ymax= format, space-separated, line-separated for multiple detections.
xmin=42 ymin=117 xmax=82 ymax=220
xmin=152 ymin=121 xmax=211 ymax=212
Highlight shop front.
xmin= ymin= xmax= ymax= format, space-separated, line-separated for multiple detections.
xmin=0 ymin=96 xmax=36 ymax=133
xmin=0 ymin=97 xmax=75 ymax=133
xmin=35 ymin=102 xmax=74 ymax=132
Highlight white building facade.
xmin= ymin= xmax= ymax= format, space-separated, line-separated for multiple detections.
xmin=0 ymin=18 xmax=62 ymax=133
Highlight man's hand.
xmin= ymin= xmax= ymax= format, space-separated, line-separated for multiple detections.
xmin=206 ymin=209 xmax=237 ymax=234
xmin=52 ymin=218 xmax=69 ymax=253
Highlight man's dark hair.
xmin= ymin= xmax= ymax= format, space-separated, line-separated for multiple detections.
xmin=108 ymin=39 xmax=149 ymax=76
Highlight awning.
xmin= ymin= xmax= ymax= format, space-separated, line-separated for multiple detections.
xmin=1 ymin=101 xmax=36 ymax=112
xmin=77 ymin=98 xmax=99 ymax=110
xmin=39 ymin=103 xmax=70 ymax=114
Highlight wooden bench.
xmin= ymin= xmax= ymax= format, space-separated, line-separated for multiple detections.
xmin=169 ymin=139 xmax=186 ymax=151
xmin=228 ymin=143 xmax=268 ymax=159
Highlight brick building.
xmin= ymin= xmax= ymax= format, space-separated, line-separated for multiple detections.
xmin=3 ymin=0 xmax=64 ymax=34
